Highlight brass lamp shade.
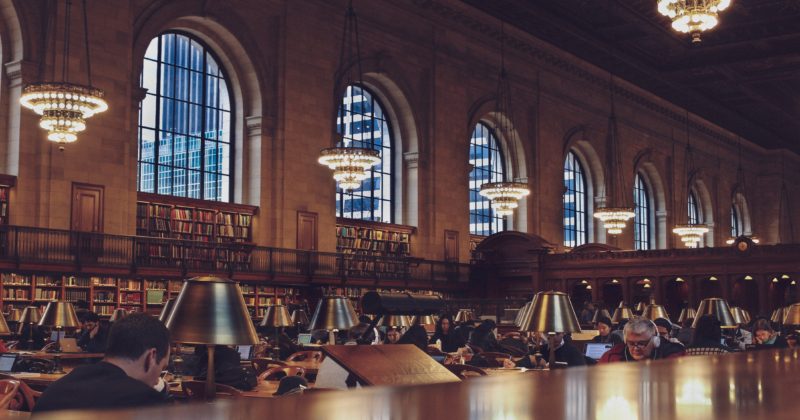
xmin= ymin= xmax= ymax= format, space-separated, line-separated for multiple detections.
xmin=783 ymin=303 xmax=800 ymax=326
xmin=519 ymin=291 xmax=581 ymax=333
xmin=742 ymin=309 xmax=751 ymax=324
xmin=17 ymin=306 xmax=41 ymax=334
xmin=770 ymin=308 xmax=781 ymax=323
xmin=677 ymin=308 xmax=697 ymax=324
xmin=611 ymin=306 xmax=634 ymax=324
xmin=158 ymin=298 xmax=176 ymax=323
xmin=730 ymin=307 xmax=748 ymax=325
xmin=515 ymin=302 xmax=532 ymax=327
xmin=692 ymin=298 xmax=736 ymax=329
xmin=260 ymin=304 xmax=293 ymax=328
xmin=38 ymin=301 xmax=80 ymax=329
xmin=6 ymin=309 xmax=22 ymax=322
xmin=0 ymin=315 xmax=11 ymax=336
xmin=291 ymin=309 xmax=310 ymax=326
xmin=634 ymin=302 xmax=646 ymax=313
xmin=109 ymin=308 xmax=128 ymax=323
xmin=416 ymin=315 xmax=436 ymax=326
xmin=379 ymin=315 xmax=411 ymax=328
xmin=454 ymin=309 xmax=475 ymax=323
xmin=165 ymin=276 xmax=258 ymax=345
xmin=591 ymin=309 xmax=612 ymax=324
xmin=308 ymin=295 xmax=358 ymax=331
xmin=641 ymin=304 xmax=670 ymax=321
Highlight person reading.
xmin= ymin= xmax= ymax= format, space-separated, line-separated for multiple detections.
xmin=77 ymin=311 xmax=109 ymax=353
xmin=599 ymin=317 xmax=685 ymax=363
xmin=33 ymin=313 xmax=171 ymax=413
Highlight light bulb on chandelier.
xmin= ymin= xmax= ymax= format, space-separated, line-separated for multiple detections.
xmin=479 ymin=182 xmax=530 ymax=217
xmin=657 ymin=0 xmax=732 ymax=43
xmin=594 ymin=207 xmax=635 ymax=235
xmin=318 ymin=147 xmax=381 ymax=191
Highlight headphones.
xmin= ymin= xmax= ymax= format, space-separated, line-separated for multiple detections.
xmin=624 ymin=319 xmax=661 ymax=361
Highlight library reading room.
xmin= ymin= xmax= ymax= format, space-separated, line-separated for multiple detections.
xmin=0 ymin=0 xmax=797 ymax=418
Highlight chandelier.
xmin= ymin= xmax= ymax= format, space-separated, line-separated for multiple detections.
xmin=479 ymin=182 xmax=530 ymax=216
xmin=20 ymin=0 xmax=107 ymax=147
xmin=673 ymin=111 xmax=708 ymax=247
xmin=318 ymin=146 xmax=381 ymax=191
xmin=595 ymin=207 xmax=636 ymax=235
xmin=657 ymin=0 xmax=732 ymax=43
xmin=318 ymin=1 xmax=380 ymax=191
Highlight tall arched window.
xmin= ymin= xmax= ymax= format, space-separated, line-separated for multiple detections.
xmin=633 ymin=174 xmax=651 ymax=250
xmin=688 ymin=191 xmax=700 ymax=225
xmin=731 ymin=205 xmax=741 ymax=237
xmin=469 ymin=123 xmax=505 ymax=236
xmin=563 ymin=152 xmax=587 ymax=247
xmin=336 ymin=85 xmax=393 ymax=222
xmin=138 ymin=32 xmax=232 ymax=201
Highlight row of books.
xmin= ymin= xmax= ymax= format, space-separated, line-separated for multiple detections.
xmin=3 ymin=289 xmax=28 ymax=299
xmin=336 ymin=226 xmax=410 ymax=242
xmin=120 ymin=292 xmax=142 ymax=304
xmin=337 ymin=237 xmax=410 ymax=254
xmin=64 ymin=289 xmax=89 ymax=302
xmin=34 ymin=289 xmax=59 ymax=300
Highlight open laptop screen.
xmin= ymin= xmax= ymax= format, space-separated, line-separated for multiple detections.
xmin=584 ymin=343 xmax=613 ymax=360
xmin=297 ymin=333 xmax=312 ymax=345
xmin=236 ymin=345 xmax=253 ymax=360
xmin=0 ymin=354 xmax=18 ymax=372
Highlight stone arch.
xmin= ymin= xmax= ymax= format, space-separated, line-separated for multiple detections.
xmin=466 ymin=97 xmax=530 ymax=233
xmin=689 ymin=172 xmax=715 ymax=247
xmin=0 ymin=0 xmax=26 ymax=175
xmin=563 ymin=125 xmax=606 ymax=244
xmin=633 ymin=150 xmax=667 ymax=249
xmin=132 ymin=2 xmax=266 ymax=206
xmin=731 ymin=190 xmax=752 ymax=237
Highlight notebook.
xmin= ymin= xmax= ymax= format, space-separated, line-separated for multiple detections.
xmin=0 ymin=353 xmax=18 ymax=372
xmin=297 ymin=333 xmax=312 ymax=345
xmin=584 ymin=343 xmax=613 ymax=360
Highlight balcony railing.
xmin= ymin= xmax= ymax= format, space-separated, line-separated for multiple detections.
xmin=0 ymin=225 xmax=469 ymax=285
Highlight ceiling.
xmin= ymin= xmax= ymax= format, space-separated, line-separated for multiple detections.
xmin=462 ymin=0 xmax=800 ymax=154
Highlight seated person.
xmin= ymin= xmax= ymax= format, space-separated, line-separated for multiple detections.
xmin=397 ymin=325 xmax=429 ymax=351
xmin=591 ymin=316 xmax=621 ymax=345
xmin=33 ymin=313 xmax=170 ymax=413
xmin=468 ymin=320 xmax=500 ymax=353
xmin=609 ymin=319 xmax=627 ymax=345
xmin=194 ymin=345 xmax=257 ymax=390
xmin=752 ymin=319 xmax=788 ymax=349
xmin=429 ymin=315 xmax=466 ymax=353
xmin=688 ymin=315 xmax=733 ymax=352
xmin=785 ymin=332 xmax=798 ymax=349
xmin=507 ymin=332 xmax=586 ymax=368
xmin=357 ymin=315 xmax=380 ymax=345
xmin=454 ymin=320 xmax=476 ymax=344
xmin=16 ymin=323 xmax=47 ymax=351
xmin=77 ymin=311 xmax=109 ymax=353
xmin=259 ymin=326 xmax=298 ymax=360
xmin=384 ymin=327 xmax=402 ymax=344
xmin=599 ymin=317 xmax=685 ymax=363
xmin=676 ymin=318 xmax=694 ymax=346
xmin=654 ymin=318 xmax=684 ymax=347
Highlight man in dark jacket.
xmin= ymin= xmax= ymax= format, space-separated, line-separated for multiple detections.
xmin=34 ymin=313 xmax=171 ymax=413
xmin=599 ymin=318 xmax=685 ymax=363
xmin=507 ymin=332 xmax=586 ymax=368
xmin=77 ymin=311 xmax=109 ymax=353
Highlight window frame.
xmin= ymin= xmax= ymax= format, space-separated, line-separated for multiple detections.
xmin=468 ymin=122 xmax=507 ymax=236
xmin=563 ymin=151 xmax=588 ymax=248
xmin=137 ymin=30 xmax=235 ymax=202
xmin=731 ymin=204 xmax=741 ymax=237
xmin=633 ymin=173 xmax=652 ymax=250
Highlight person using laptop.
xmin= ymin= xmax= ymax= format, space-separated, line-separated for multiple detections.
xmin=504 ymin=332 xmax=586 ymax=368
xmin=33 ymin=313 xmax=171 ymax=413
xmin=77 ymin=311 xmax=109 ymax=353
xmin=590 ymin=316 xmax=621 ymax=345
xmin=598 ymin=318 xmax=685 ymax=363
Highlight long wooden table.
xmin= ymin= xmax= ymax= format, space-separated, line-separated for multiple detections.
xmin=31 ymin=349 xmax=800 ymax=419
xmin=11 ymin=352 xmax=104 ymax=360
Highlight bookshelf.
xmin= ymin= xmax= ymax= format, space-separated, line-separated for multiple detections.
xmin=336 ymin=219 xmax=414 ymax=277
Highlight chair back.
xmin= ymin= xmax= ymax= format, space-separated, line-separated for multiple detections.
xmin=181 ymin=380 xmax=242 ymax=400
xmin=0 ymin=373 xmax=40 ymax=411
xmin=258 ymin=366 xmax=306 ymax=382
xmin=286 ymin=351 xmax=323 ymax=362
xmin=251 ymin=358 xmax=287 ymax=375
xmin=445 ymin=364 xmax=487 ymax=379
xmin=0 ymin=379 xmax=21 ymax=410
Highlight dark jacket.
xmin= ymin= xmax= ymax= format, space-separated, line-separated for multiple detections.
xmin=755 ymin=335 xmax=789 ymax=349
xmin=598 ymin=341 xmax=686 ymax=363
xmin=591 ymin=333 xmax=622 ymax=345
xmin=429 ymin=331 xmax=466 ymax=353
xmin=33 ymin=361 xmax=167 ymax=413
xmin=77 ymin=325 xmax=110 ymax=353
xmin=515 ymin=341 xmax=586 ymax=368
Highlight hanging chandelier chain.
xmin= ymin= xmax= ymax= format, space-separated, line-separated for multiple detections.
xmin=61 ymin=0 xmax=72 ymax=82
xmin=82 ymin=0 xmax=93 ymax=86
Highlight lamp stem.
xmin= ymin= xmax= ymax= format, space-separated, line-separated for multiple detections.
xmin=53 ymin=327 xmax=64 ymax=374
xmin=328 ymin=329 xmax=337 ymax=346
xmin=205 ymin=345 xmax=215 ymax=401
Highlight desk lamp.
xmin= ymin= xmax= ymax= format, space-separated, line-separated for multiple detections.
xmin=611 ymin=302 xmax=634 ymax=325
xmin=634 ymin=302 xmax=646 ymax=314
xmin=38 ymin=301 xmax=80 ymax=374
xmin=677 ymin=307 xmax=697 ymax=324
xmin=641 ymin=304 xmax=670 ymax=322
xmin=158 ymin=298 xmax=176 ymax=323
xmin=415 ymin=315 xmax=437 ymax=326
xmin=692 ymin=298 xmax=736 ymax=329
xmin=308 ymin=295 xmax=358 ymax=345
xmin=519 ymin=291 xmax=581 ymax=367
xmin=6 ymin=308 xmax=21 ymax=322
xmin=260 ymin=304 xmax=293 ymax=359
xmin=378 ymin=315 xmax=411 ymax=328
xmin=291 ymin=309 xmax=310 ymax=330
xmin=109 ymin=308 xmax=128 ymax=323
xmin=17 ymin=306 xmax=42 ymax=350
xmin=454 ymin=309 xmax=475 ymax=323
xmin=591 ymin=308 xmax=611 ymax=324
xmin=783 ymin=303 xmax=800 ymax=327
xmin=0 ymin=314 xmax=11 ymax=337
xmin=165 ymin=276 xmax=258 ymax=401
xmin=730 ymin=307 xmax=748 ymax=325
xmin=516 ymin=301 xmax=532 ymax=327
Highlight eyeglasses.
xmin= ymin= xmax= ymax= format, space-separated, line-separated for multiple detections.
xmin=626 ymin=338 xmax=652 ymax=348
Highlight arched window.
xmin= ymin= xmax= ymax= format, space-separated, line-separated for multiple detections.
xmin=731 ymin=205 xmax=741 ymax=237
xmin=469 ymin=123 xmax=505 ymax=236
xmin=633 ymin=174 xmax=651 ymax=250
xmin=138 ymin=32 xmax=232 ymax=201
xmin=563 ymin=152 xmax=588 ymax=247
xmin=688 ymin=191 xmax=701 ymax=225
xmin=336 ymin=85 xmax=393 ymax=222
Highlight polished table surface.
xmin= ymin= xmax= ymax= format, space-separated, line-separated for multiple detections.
xmin=32 ymin=348 xmax=800 ymax=419
xmin=11 ymin=352 xmax=104 ymax=360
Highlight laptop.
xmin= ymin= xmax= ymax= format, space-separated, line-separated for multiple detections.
xmin=59 ymin=338 xmax=81 ymax=353
xmin=50 ymin=331 xmax=66 ymax=342
xmin=0 ymin=353 xmax=18 ymax=372
xmin=297 ymin=333 xmax=312 ymax=345
xmin=584 ymin=343 xmax=613 ymax=360
xmin=236 ymin=345 xmax=253 ymax=361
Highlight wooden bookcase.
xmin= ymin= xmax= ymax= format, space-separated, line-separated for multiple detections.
xmin=335 ymin=219 xmax=415 ymax=277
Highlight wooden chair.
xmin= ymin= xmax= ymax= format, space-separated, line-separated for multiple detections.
xmin=40 ymin=342 xmax=56 ymax=352
xmin=479 ymin=352 xmax=513 ymax=368
xmin=445 ymin=364 xmax=487 ymax=380
xmin=251 ymin=358 xmax=287 ymax=375
xmin=0 ymin=374 xmax=41 ymax=411
xmin=181 ymin=380 xmax=242 ymax=400
xmin=0 ymin=379 xmax=21 ymax=410
xmin=286 ymin=350 xmax=323 ymax=362
xmin=258 ymin=366 xmax=306 ymax=382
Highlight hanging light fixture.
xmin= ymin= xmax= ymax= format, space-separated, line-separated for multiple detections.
xmin=318 ymin=1 xmax=380 ymax=191
xmin=673 ymin=112 xmax=708 ymax=247
xmin=657 ymin=0 xmax=733 ymax=44
xmin=478 ymin=24 xmax=529 ymax=216
xmin=726 ymin=138 xmax=758 ymax=245
xmin=20 ymin=0 xmax=108 ymax=148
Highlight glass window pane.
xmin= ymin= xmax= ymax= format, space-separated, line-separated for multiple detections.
xmin=469 ymin=122 xmax=506 ymax=235
xmin=563 ymin=152 xmax=587 ymax=247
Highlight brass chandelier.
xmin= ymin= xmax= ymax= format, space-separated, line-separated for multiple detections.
xmin=318 ymin=1 xmax=380 ymax=191
xmin=21 ymin=0 xmax=108 ymax=147
xmin=478 ymin=24 xmax=530 ymax=217
xmin=657 ymin=0 xmax=732 ymax=43
xmin=672 ymin=111 xmax=708 ymax=247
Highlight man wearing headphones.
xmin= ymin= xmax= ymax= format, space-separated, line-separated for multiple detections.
xmin=598 ymin=317 xmax=685 ymax=363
